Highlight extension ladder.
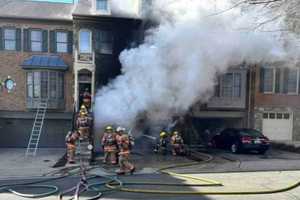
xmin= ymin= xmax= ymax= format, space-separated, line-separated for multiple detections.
xmin=25 ymin=100 xmax=48 ymax=156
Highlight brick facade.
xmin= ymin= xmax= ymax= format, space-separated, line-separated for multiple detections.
xmin=0 ymin=19 xmax=74 ymax=112
xmin=253 ymin=65 xmax=300 ymax=141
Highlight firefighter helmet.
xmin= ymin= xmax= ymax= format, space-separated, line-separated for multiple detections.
xmin=160 ymin=131 xmax=167 ymax=138
xmin=105 ymin=125 xmax=113 ymax=132
xmin=173 ymin=131 xmax=179 ymax=135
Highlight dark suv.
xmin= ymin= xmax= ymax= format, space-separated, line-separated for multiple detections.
xmin=211 ymin=128 xmax=270 ymax=154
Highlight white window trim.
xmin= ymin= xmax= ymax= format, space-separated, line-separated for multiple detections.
xmin=286 ymin=68 xmax=299 ymax=95
xmin=79 ymin=29 xmax=92 ymax=54
xmin=93 ymin=0 xmax=111 ymax=15
xmin=3 ymin=28 xmax=17 ymax=51
xmin=219 ymin=72 xmax=242 ymax=98
xmin=30 ymin=29 xmax=43 ymax=52
xmin=262 ymin=67 xmax=276 ymax=94
xmin=56 ymin=31 xmax=68 ymax=53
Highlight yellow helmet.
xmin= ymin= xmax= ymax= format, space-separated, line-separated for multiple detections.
xmin=173 ymin=131 xmax=179 ymax=135
xmin=79 ymin=111 xmax=88 ymax=116
xmin=160 ymin=131 xmax=167 ymax=138
xmin=105 ymin=126 xmax=113 ymax=132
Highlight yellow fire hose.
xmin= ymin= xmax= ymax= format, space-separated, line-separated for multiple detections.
xmin=102 ymin=152 xmax=300 ymax=195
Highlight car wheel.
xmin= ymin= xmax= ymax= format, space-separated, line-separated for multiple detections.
xmin=231 ymin=143 xmax=239 ymax=154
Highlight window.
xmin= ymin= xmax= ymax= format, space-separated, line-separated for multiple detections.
xmin=284 ymin=113 xmax=290 ymax=119
xmin=262 ymin=68 xmax=275 ymax=93
xmin=96 ymin=0 xmax=109 ymax=11
xmin=285 ymin=68 xmax=299 ymax=94
xmin=56 ymin=32 xmax=68 ymax=53
xmin=95 ymin=30 xmax=113 ymax=54
xmin=4 ymin=28 xmax=16 ymax=50
xmin=79 ymin=30 xmax=91 ymax=53
xmin=219 ymin=73 xmax=241 ymax=97
xmin=31 ymin=30 xmax=42 ymax=52
xmin=269 ymin=113 xmax=275 ymax=119
xmin=27 ymin=71 xmax=64 ymax=100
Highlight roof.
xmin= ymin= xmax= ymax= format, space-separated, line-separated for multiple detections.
xmin=21 ymin=55 xmax=69 ymax=71
xmin=0 ymin=0 xmax=74 ymax=21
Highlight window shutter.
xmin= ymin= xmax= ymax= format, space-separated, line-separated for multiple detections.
xmin=94 ymin=30 xmax=100 ymax=52
xmin=23 ymin=29 xmax=30 ymax=51
xmin=16 ymin=28 xmax=21 ymax=51
xmin=42 ymin=30 xmax=48 ymax=52
xmin=0 ymin=27 xmax=3 ymax=50
xmin=49 ymin=30 xmax=56 ymax=53
xmin=259 ymin=67 xmax=265 ymax=93
xmin=67 ymin=31 xmax=73 ymax=53
xmin=275 ymin=68 xmax=281 ymax=93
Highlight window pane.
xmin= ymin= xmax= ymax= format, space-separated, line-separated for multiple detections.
xmin=57 ymin=43 xmax=67 ymax=53
xmin=4 ymin=29 xmax=16 ymax=40
xmin=263 ymin=68 xmax=274 ymax=92
xmin=31 ymin=30 xmax=42 ymax=41
xmin=263 ymin=113 xmax=268 ymax=119
xmin=41 ymin=72 xmax=48 ymax=99
xmin=269 ymin=113 xmax=275 ymax=119
xmin=31 ymin=41 xmax=42 ymax=51
xmin=79 ymin=31 xmax=91 ymax=53
xmin=31 ymin=30 xmax=42 ymax=51
xmin=284 ymin=113 xmax=290 ymax=119
xmin=96 ymin=0 xmax=108 ymax=11
xmin=287 ymin=69 xmax=298 ymax=93
xmin=49 ymin=72 xmax=57 ymax=99
xmin=56 ymin=32 xmax=67 ymax=42
xmin=233 ymin=73 xmax=241 ymax=97
xmin=100 ymin=43 xmax=113 ymax=54
xmin=222 ymin=73 xmax=233 ymax=97
xmin=4 ymin=41 xmax=16 ymax=50
xmin=27 ymin=72 xmax=33 ymax=98
xmin=33 ymin=72 xmax=41 ymax=98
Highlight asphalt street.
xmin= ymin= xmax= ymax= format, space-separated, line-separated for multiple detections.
xmin=0 ymin=148 xmax=300 ymax=200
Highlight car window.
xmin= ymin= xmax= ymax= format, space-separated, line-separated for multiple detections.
xmin=239 ymin=129 xmax=262 ymax=137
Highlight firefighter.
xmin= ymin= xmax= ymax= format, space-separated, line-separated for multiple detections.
xmin=82 ymin=88 xmax=91 ymax=109
xmin=65 ymin=131 xmax=80 ymax=164
xmin=101 ymin=126 xmax=118 ymax=165
xmin=154 ymin=131 xmax=169 ymax=155
xmin=76 ymin=105 xmax=91 ymax=139
xmin=116 ymin=129 xmax=135 ymax=175
xmin=170 ymin=131 xmax=184 ymax=156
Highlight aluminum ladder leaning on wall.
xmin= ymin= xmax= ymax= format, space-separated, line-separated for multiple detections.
xmin=25 ymin=99 xmax=48 ymax=156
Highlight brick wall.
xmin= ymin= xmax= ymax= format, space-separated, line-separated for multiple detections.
xmin=254 ymin=65 xmax=300 ymax=107
xmin=0 ymin=19 xmax=74 ymax=112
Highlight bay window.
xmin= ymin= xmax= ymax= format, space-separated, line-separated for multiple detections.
xmin=26 ymin=71 xmax=64 ymax=109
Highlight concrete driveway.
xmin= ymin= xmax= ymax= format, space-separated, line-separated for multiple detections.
xmin=176 ymin=148 xmax=300 ymax=174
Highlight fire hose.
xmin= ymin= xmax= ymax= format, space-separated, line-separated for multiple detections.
xmin=2 ymin=150 xmax=300 ymax=198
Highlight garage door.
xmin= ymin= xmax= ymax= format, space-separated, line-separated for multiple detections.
xmin=262 ymin=112 xmax=293 ymax=141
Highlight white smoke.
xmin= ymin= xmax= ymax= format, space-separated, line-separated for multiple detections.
xmin=110 ymin=0 xmax=140 ymax=18
xmin=94 ymin=0 xmax=298 ymax=129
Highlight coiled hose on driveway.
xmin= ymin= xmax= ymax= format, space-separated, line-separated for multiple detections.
xmin=2 ymin=151 xmax=300 ymax=198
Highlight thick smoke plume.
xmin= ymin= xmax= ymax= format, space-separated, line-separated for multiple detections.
xmin=94 ymin=0 xmax=298 ymax=130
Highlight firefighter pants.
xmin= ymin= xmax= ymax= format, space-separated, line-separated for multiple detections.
xmin=118 ymin=154 xmax=134 ymax=173
xmin=67 ymin=144 xmax=76 ymax=163
xmin=172 ymin=144 xmax=184 ymax=156
xmin=103 ymin=150 xmax=117 ymax=164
